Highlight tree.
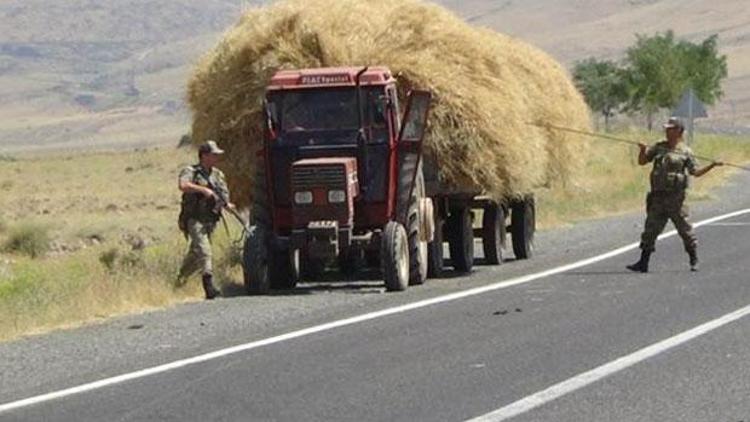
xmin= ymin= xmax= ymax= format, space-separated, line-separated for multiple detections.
xmin=573 ymin=58 xmax=628 ymax=131
xmin=623 ymin=31 xmax=728 ymax=130
xmin=623 ymin=31 xmax=683 ymax=130
xmin=676 ymin=34 xmax=727 ymax=106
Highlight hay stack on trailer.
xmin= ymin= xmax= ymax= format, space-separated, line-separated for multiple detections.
xmin=187 ymin=0 xmax=591 ymax=209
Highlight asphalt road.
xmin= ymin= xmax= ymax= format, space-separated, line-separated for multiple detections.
xmin=2 ymin=172 xmax=750 ymax=422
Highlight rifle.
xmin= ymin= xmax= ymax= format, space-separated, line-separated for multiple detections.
xmin=197 ymin=168 xmax=251 ymax=235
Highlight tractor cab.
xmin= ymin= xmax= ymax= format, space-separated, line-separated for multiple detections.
xmin=244 ymin=66 xmax=433 ymax=294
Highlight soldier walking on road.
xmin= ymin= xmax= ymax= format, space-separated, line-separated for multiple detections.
xmin=177 ymin=140 xmax=234 ymax=299
xmin=627 ymin=117 xmax=723 ymax=273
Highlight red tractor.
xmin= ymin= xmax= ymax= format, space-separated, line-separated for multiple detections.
xmin=243 ymin=66 xmax=535 ymax=294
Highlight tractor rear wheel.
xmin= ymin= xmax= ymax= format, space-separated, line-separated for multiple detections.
xmin=244 ymin=161 xmax=273 ymax=295
xmin=382 ymin=221 xmax=409 ymax=292
xmin=511 ymin=196 xmax=535 ymax=260
xmin=448 ymin=206 xmax=474 ymax=273
xmin=407 ymin=169 xmax=428 ymax=286
xmin=482 ymin=201 xmax=505 ymax=265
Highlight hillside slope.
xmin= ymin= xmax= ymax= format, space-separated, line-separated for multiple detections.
xmin=0 ymin=0 xmax=748 ymax=152
xmin=450 ymin=0 xmax=750 ymax=131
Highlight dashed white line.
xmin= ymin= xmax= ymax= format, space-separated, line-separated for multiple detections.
xmin=1 ymin=209 xmax=749 ymax=415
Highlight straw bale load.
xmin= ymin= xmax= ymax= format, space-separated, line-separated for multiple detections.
xmin=187 ymin=0 xmax=591 ymax=208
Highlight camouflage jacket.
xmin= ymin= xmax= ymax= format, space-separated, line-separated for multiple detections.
xmin=178 ymin=164 xmax=230 ymax=226
xmin=645 ymin=141 xmax=697 ymax=193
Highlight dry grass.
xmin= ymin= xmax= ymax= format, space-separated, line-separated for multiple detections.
xmin=536 ymin=131 xmax=750 ymax=228
xmin=0 ymin=147 xmax=245 ymax=342
xmin=0 ymin=132 xmax=747 ymax=342
xmin=187 ymin=0 xmax=592 ymax=209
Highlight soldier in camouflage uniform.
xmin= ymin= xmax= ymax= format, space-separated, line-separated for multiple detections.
xmin=177 ymin=140 xmax=233 ymax=299
xmin=627 ymin=117 xmax=723 ymax=273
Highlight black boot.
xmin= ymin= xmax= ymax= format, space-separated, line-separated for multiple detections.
xmin=627 ymin=250 xmax=651 ymax=273
xmin=688 ymin=250 xmax=699 ymax=272
xmin=202 ymin=273 xmax=221 ymax=300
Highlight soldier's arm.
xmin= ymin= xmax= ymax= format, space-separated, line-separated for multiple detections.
xmin=637 ymin=143 xmax=650 ymax=165
xmin=216 ymin=173 xmax=234 ymax=209
xmin=178 ymin=168 xmax=215 ymax=198
xmin=691 ymin=161 xmax=723 ymax=178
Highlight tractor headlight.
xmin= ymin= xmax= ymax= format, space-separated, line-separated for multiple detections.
xmin=328 ymin=189 xmax=346 ymax=204
xmin=294 ymin=191 xmax=313 ymax=205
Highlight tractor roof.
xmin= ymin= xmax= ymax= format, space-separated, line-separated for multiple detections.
xmin=267 ymin=66 xmax=395 ymax=90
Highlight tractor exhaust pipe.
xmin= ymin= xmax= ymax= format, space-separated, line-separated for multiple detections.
xmin=355 ymin=66 xmax=369 ymax=194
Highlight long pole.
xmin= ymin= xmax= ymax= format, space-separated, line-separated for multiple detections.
xmin=530 ymin=122 xmax=750 ymax=172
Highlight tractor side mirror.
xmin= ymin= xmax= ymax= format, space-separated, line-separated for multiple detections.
xmin=263 ymin=100 xmax=278 ymax=139
xmin=398 ymin=90 xmax=432 ymax=145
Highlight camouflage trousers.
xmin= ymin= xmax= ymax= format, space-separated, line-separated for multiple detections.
xmin=639 ymin=191 xmax=697 ymax=253
xmin=178 ymin=219 xmax=215 ymax=278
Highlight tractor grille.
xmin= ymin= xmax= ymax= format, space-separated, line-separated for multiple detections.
xmin=292 ymin=165 xmax=346 ymax=189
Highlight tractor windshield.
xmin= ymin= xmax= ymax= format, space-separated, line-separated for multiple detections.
xmin=268 ymin=87 xmax=388 ymax=145
xmin=281 ymin=88 xmax=358 ymax=131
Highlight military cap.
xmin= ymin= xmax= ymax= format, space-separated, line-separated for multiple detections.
xmin=198 ymin=140 xmax=225 ymax=155
xmin=663 ymin=117 xmax=685 ymax=131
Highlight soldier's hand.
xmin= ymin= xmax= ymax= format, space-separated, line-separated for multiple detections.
xmin=202 ymin=187 xmax=217 ymax=199
xmin=226 ymin=202 xmax=236 ymax=210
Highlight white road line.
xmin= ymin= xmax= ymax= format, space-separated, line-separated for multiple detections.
xmin=466 ymin=303 xmax=750 ymax=422
xmin=1 ymin=208 xmax=749 ymax=415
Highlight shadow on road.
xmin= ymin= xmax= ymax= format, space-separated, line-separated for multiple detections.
xmin=219 ymin=257 xmax=518 ymax=298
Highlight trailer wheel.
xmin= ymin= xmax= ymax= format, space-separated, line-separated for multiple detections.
xmin=382 ymin=221 xmax=409 ymax=291
xmin=407 ymin=169 xmax=428 ymax=285
xmin=511 ymin=196 xmax=535 ymax=260
xmin=482 ymin=201 xmax=505 ymax=265
xmin=243 ymin=226 xmax=270 ymax=295
xmin=448 ymin=206 xmax=474 ymax=273
xmin=427 ymin=215 xmax=444 ymax=278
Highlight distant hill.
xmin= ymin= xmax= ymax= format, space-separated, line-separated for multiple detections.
xmin=453 ymin=0 xmax=750 ymax=133
xmin=0 ymin=0 xmax=251 ymax=152
xmin=1 ymin=0 xmax=748 ymax=152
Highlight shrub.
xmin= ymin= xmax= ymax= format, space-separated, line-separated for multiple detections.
xmin=119 ymin=250 xmax=145 ymax=269
xmin=3 ymin=223 xmax=51 ymax=258
xmin=99 ymin=247 xmax=120 ymax=271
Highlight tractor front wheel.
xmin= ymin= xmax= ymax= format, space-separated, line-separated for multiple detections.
xmin=270 ymin=247 xmax=300 ymax=290
xmin=381 ymin=221 xmax=410 ymax=292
